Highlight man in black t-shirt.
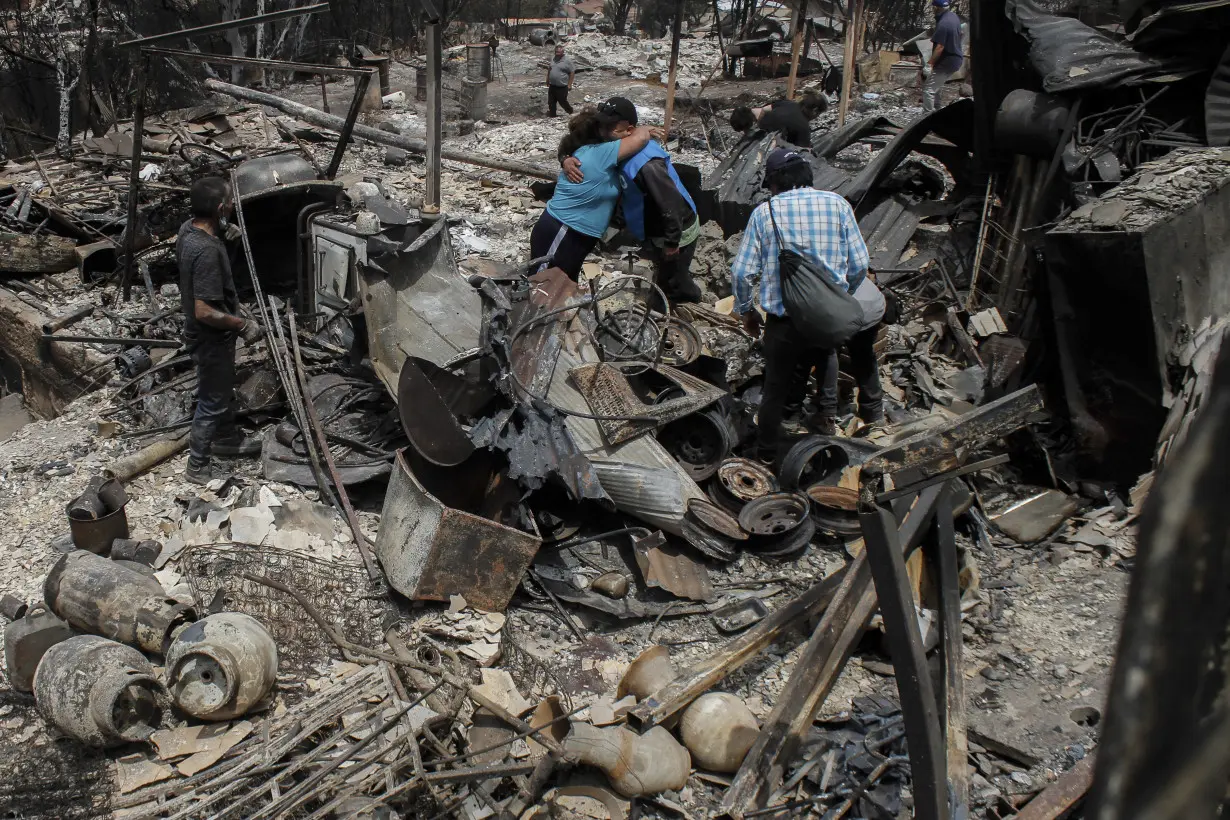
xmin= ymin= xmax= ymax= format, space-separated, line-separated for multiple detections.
xmin=177 ymin=177 xmax=263 ymax=485
xmin=730 ymin=94 xmax=828 ymax=147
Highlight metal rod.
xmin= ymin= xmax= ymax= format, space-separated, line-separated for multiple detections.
xmin=122 ymin=57 xmax=146 ymax=302
xmin=118 ymin=3 xmax=329 ymax=48
xmin=288 ymin=308 xmax=380 ymax=580
xmin=139 ymin=46 xmax=371 ymax=76
xmin=41 ymin=303 xmax=94 ymax=334
xmin=875 ymin=454 xmax=1009 ymax=502
xmin=325 ymin=70 xmax=374 ymax=179
xmin=42 ymin=334 xmax=181 ymax=348
xmin=424 ymin=20 xmax=442 ymax=214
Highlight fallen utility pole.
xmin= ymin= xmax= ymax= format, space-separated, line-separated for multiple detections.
xmin=204 ymin=79 xmax=556 ymax=181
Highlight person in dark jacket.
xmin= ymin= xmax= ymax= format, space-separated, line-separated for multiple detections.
xmin=561 ymin=97 xmax=702 ymax=305
xmin=730 ymin=94 xmax=828 ymax=146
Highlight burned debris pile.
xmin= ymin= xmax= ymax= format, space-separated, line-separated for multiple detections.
xmin=3 ymin=1 xmax=1230 ymax=818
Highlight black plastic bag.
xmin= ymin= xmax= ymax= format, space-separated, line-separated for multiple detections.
xmin=769 ymin=198 xmax=862 ymax=348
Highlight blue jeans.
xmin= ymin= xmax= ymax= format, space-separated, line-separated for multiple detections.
xmin=188 ymin=335 xmax=238 ymax=469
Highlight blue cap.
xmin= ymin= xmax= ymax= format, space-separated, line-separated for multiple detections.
xmin=933 ymin=0 xmax=950 ymax=7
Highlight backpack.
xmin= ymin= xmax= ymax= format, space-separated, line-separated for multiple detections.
xmin=768 ymin=196 xmax=863 ymax=348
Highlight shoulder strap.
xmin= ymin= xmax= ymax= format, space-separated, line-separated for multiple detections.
xmin=767 ymin=196 xmax=788 ymax=252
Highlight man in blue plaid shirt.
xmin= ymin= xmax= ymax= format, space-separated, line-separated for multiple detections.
xmin=731 ymin=148 xmax=881 ymax=457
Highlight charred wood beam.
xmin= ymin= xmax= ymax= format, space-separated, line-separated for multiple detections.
xmin=934 ymin=486 xmax=970 ymax=818
xmin=1088 ymin=329 xmax=1230 ymax=820
xmin=721 ymin=483 xmax=946 ymax=817
xmin=1018 ymin=754 xmax=1096 ymax=820
xmin=121 ymin=58 xmax=145 ymax=302
xmin=861 ymin=384 xmax=1043 ymax=492
xmin=203 ymin=79 xmax=556 ymax=181
xmin=324 ymin=69 xmax=373 ymax=180
xmin=860 ymin=495 xmax=948 ymax=820
xmin=626 ymin=570 xmax=846 ymax=731
xmin=118 ymin=3 xmax=329 ymax=48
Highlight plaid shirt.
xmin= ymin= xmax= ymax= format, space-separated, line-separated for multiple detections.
xmin=730 ymin=188 xmax=870 ymax=317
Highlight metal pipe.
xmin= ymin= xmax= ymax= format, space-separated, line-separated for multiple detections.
xmin=325 ymin=70 xmax=374 ymax=180
xmin=42 ymin=334 xmax=181 ymax=348
xmin=139 ymin=46 xmax=370 ymax=76
xmin=118 ymin=3 xmax=328 ymax=48
xmin=424 ymin=20 xmax=442 ymax=214
xmin=41 ymin=304 xmax=94 ymax=334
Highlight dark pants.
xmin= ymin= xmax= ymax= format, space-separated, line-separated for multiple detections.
xmin=188 ymin=335 xmax=238 ymax=469
xmin=759 ymin=315 xmax=829 ymax=456
xmin=548 ymin=85 xmax=573 ymax=116
xmin=645 ymin=240 xmax=702 ymax=309
xmin=814 ymin=324 xmax=884 ymax=422
xmin=530 ymin=210 xmax=599 ymax=280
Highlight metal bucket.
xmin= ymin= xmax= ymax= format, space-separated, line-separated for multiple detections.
xmin=66 ymin=477 xmax=129 ymax=555
xmin=466 ymin=43 xmax=492 ymax=80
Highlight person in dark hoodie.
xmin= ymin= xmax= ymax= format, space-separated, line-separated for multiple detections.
xmin=561 ymin=96 xmax=702 ymax=305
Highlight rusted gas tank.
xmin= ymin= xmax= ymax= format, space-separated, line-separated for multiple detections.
xmin=33 ymin=635 xmax=166 ymax=747
xmin=166 ymin=613 xmax=278 ymax=721
xmin=44 ymin=550 xmax=195 ymax=655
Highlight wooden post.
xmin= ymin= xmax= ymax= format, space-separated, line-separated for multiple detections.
xmin=837 ymin=0 xmax=858 ymax=126
xmin=319 ymin=73 xmax=329 ymax=113
xmin=122 ymin=56 xmax=146 ymax=302
xmin=424 ymin=18 xmax=442 ymax=215
xmin=662 ymin=0 xmax=685 ymax=142
xmin=786 ymin=0 xmax=805 ymax=99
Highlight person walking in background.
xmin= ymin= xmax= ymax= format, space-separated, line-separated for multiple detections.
xmin=547 ymin=44 xmax=576 ymax=117
xmin=922 ymin=0 xmax=963 ymax=113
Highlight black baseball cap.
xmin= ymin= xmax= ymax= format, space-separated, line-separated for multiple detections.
xmin=765 ymin=147 xmax=806 ymax=173
xmin=597 ymin=97 xmax=638 ymax=126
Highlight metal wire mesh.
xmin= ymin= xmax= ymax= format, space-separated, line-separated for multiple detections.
xmin=182 ymin=544 xmax=393 ymax=675
xmin=499 ymin=626 xmax=572 ymax=712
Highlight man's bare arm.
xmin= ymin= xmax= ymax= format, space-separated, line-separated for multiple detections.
xmin=929 ymin=44 xmax=945 ymax=67
xmin=195 ymin=299 xmax=245 ymax=332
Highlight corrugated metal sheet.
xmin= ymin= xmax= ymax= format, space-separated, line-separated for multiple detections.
xmin=1004 ymin=0 xmax=1165 ymax=92
xmin=1206 ymin=41 xmax=1230 ymax=146
xmin=545 ymin=314 xmax=708 ymax=536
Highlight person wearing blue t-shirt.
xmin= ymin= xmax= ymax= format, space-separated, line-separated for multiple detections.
xmin=529 ymin=103 xmax=653 ymax=280
xmin=922 ymin=0 xmax=963 ymax=113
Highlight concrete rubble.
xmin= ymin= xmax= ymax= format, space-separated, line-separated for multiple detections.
xmin=0 ymin=4 xmax=1226 ymax=819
